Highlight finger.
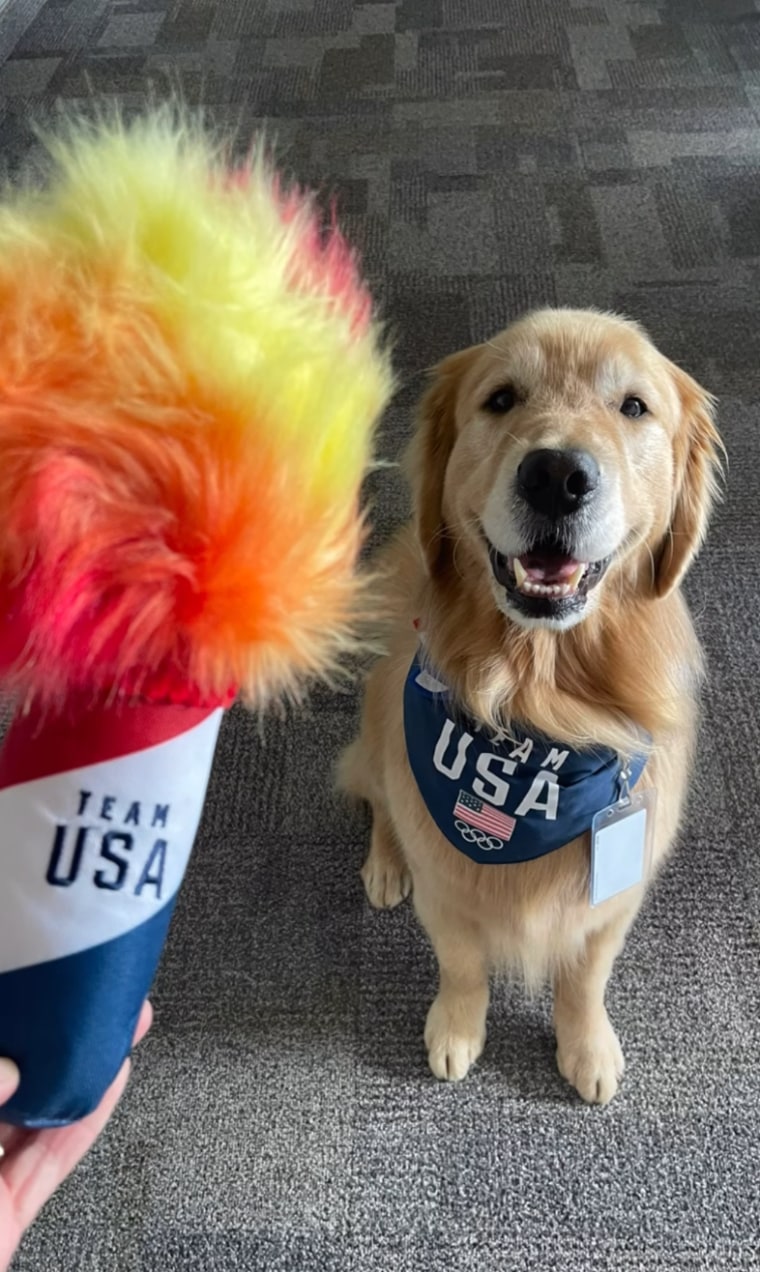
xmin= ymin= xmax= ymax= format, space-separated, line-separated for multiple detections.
xmin=1 ymin=1057 xmax=132 ymax=1232
xmin=0 ymin=1058 xmax=20 ymax=1107
xmin=133 ymin=1000 xmax=153 ymax=1047
xmin=0 ymin=1059 xmax=21 ymax=1154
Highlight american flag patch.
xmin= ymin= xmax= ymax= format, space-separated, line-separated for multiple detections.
xmin=453 ymin=790 xmax=516 ymax=841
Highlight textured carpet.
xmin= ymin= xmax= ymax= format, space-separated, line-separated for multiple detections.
xmin=3 ymin=1 xmax=760 ymax=1268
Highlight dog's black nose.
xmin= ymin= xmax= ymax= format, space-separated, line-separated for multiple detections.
xmin=517 ymin=448 xmax=600 ymax=519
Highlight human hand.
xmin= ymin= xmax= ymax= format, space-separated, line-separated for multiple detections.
xmin=0 ymin=1001 xmax=152 ymax=1271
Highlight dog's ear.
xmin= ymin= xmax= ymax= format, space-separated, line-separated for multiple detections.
xmin=406 ymin=345 xmax=481 ymax=575
xmin=653 ymin=363 xmax=722 ymax=598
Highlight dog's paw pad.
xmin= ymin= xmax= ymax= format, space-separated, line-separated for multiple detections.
xmin=556 ymin=1019 xmax=624 ymax=1105
xmin=360 ymin=859 xmax=412 ymax=909
xmin=425 ymin=999 xmax=485 ymax=1082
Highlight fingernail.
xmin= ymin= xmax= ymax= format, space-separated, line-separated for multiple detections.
xmin=0 ymin=1056 xmax=20 ymax=1089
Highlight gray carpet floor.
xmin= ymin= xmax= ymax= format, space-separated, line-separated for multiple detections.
xmin=3 ymin=0 xmax=760 ymax=1268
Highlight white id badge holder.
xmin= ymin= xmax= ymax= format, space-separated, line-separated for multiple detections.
xmin=590 ymin=766 xmax=656 ymax=908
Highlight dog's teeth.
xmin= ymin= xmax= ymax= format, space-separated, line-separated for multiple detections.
xmin=516 ymin=568 xmax=591 ymax=599
xmin=518 ymin=578 xmax=581 ymax=599
xmin=567 ymin=563 xmax=586 ymax=590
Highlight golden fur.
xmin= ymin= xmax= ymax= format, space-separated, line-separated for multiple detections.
xmin=339 ymin=309 xmax=722 ymax=1104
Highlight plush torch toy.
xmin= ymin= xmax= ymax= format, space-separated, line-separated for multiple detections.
xmin=0 ymin=110 xmax=391 ymax=1128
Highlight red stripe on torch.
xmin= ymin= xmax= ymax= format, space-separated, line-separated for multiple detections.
xmin=0 ymin=696 xmax=228 ymax=790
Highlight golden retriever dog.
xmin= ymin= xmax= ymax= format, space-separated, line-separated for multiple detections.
xmin=339 ymin=309 xmax=722 ymax=1104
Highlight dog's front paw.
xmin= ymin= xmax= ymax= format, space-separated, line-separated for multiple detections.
xmin=424 ymin=995 xmax=485 ymax=1081
xmin=360 ymin=857 xmax=412 ymax=909
xmin=556 ymin=1014 xmax=624 ymax=1105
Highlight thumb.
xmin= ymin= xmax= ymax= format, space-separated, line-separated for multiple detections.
xmin=0 ymin=1057 xmax=20 ymax=1106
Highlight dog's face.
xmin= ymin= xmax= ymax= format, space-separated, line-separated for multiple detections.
xmin=411 ymin=310 xmax=721 ymax=632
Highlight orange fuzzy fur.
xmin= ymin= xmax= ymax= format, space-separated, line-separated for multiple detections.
xmin=0 ymin=111 xmax=392 ymax=709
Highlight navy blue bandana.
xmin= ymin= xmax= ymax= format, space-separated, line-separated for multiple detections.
xmin=404 ymin=654 xmax=647 ymax=865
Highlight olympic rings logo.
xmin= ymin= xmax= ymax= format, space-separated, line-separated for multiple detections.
xmin=454 ymin=820 xmax=504 ymax=852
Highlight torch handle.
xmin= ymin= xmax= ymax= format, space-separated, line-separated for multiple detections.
xmin=0 ymin=698 xmax=223 ymax=1127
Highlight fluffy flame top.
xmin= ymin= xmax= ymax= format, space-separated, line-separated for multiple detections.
xmin=0 ymin=111 xmax=392 ymax=708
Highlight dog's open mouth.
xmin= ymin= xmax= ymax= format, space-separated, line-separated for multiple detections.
xmin=487 ymin=540 xmax=610 ymax=618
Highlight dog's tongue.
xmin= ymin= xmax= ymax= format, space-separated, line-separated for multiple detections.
xmin=518 ymin=551 xmax=581 ymax=584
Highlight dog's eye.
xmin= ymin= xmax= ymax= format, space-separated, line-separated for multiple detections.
xmin=620 ymin=396 xmax=648 ymax=419
xmin=483 ymin=386 xmax=516 ymax=414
